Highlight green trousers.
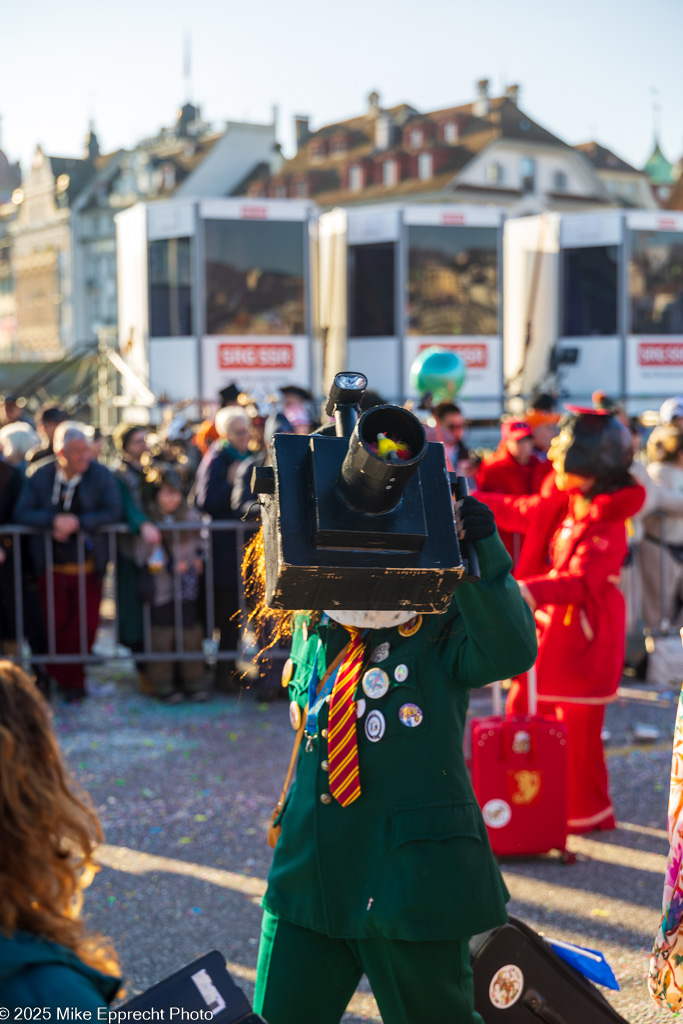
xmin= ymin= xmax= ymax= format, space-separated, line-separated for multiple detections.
xmin=254 ymin=909 xmax=485 ymax=1024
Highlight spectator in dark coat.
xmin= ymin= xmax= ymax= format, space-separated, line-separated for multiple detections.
xmin=0 ymin=458 xmax=23 ymax=653
xmin=194 ymin=407 xmax=250 ymax=691
xmin=15 ymin=423 xmax=122 ymax=701
xmin=25 ymin=404 xmax=67 ymax=466
xmin=112 ymin=423 xmax=161 ymax=653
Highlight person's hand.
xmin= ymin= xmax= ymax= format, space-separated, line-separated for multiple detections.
xmin=140 ymin=521 xmax=161 ymax=545
xmin=455 ymin=495 xmax=495 ymax=541
xmin=517 ymin=581 xmax=536 ymax=611
xmin=193 ymin=557 xmax=204 ymax=575
xmin=53 ymin=513 xmax=80 ymax=542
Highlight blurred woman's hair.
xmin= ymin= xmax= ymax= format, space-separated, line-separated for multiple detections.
xmin=0 ymin=661 xmax=119 ymax=978
xmin=647 ymin=425 xmax=683 ymax=464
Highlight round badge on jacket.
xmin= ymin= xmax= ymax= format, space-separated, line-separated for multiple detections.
xmin=365 ymin=710 xmax=386 ymax=742
xmin=398 ymin=703 xmax=423 ymax=727
xmin=398 ymin=615 xmax=422 ymax=637
xmin=282 ymin=658 xmax=294 ymax=687
xmin=362 ymin=668 xmax=390 ymax=699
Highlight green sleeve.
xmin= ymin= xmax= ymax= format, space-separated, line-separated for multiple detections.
xmin=288 ymin=615 xmax=321 ymax=709
xmin=117 ymin=478 xmax=147 ymax=534
xmin=436 ymin=531 xmax=537 ymax=689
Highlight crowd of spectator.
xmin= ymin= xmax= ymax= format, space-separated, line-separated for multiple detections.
xmin=0 ymin=386 xmax=318 ymax=706
xmin=1 ymin=383 xmax=682 ymax=705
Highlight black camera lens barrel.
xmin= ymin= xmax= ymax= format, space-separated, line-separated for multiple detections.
xmin=338 ymin=405 xmax=427 ymax=515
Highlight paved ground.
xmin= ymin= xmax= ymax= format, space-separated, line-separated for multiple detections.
xmin=53 ymin=665 xmax=680 ymax=1023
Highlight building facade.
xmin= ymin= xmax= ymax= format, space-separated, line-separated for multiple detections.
xmin=8 ymin=143 xmax=97 ymax=358
xmin=574 ymin=142 xmax=657 ymax=210
xmin=70 ymin=105 xmax=279 ymax=348
xmin=240 ymin=82 xmax=613 ymax=214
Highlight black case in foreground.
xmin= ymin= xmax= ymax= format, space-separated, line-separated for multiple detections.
xmin=119 ymin=951 xmax=266 ymax=1024
xmin=471 ymin=918 xmax=626 ymax=1022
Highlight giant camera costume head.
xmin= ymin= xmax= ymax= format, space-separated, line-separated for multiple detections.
xmin=252 ymin=372 xmax=475 ymax=613
xmin=555 ymin=408 xmax=633 ymax=479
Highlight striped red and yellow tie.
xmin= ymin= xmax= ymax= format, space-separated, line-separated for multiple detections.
xmin=327 ymin=629 xmax=365 ymax=807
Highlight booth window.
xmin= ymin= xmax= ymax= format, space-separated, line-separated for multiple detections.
xmin=562 ymin=246 xmax=618 ymax=337
xmin=205 ymin=219 xmax=305 ymax=335
xmin=149 ymin=237 xmax=193 ymax=337
xmin=407 ymin=225 xmax=498 ymax=336
xmin=348 ymin=243 xmax=395 ymax=337
xmin=630 ymin=230 xmax=683 ymax=335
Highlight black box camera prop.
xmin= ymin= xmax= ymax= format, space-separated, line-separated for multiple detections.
xmin=252 ymin=372 xmax=476 ymax=613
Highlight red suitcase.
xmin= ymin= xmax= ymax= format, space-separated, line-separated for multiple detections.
xmin=470 ymin=667 xmax=570 ymax=859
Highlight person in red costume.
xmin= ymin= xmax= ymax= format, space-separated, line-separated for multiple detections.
xmin=476 ymin=418 xmax=551 ymax=564
xmin=476 ymin=410 xmax=646 ymax=834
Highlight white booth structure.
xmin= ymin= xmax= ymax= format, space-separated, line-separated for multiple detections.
xmin=115 ymin=197 xmax=319 ymax=406
xmin=320 ymin=204 xmax=504 ymax=417
xmin=504 ymin=210 xmax=683 ymax=412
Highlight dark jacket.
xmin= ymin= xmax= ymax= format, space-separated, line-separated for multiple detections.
xmin=0 ymin=932 xmax=120 ymax=1011
xmin=0 ymin=459 xmax=22 ymax=525
xmin=194 ymin=441 xmax=249 ymax=577
xmin=265 ymin=531 xmax=537 ymax=941
xmin=14 ymin=457 xmax=122 ymax=577
xmin=114 ymin=459 xmax=149 ymax=563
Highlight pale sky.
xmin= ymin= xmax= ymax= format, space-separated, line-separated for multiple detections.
xmin=2 ymin=0 xmax=682 ymax=176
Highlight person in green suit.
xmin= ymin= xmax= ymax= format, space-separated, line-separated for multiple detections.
xmin=250 ymin=496 xmax=537 ymax=1024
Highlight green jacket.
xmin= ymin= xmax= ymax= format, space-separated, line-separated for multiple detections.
xmin=0 ymin=932 xmax=120 ymax=1011
xmin=263 ymin=532 xmax=537 ymax=942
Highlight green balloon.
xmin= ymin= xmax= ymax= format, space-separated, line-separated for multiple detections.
xmin=409 ymin=347 xmax=466 ymax=402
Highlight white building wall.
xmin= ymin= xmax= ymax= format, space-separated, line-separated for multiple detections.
xmin=456 ymin=140 xmax=610 ymax=206
xmin=174 ymin=122 xmax=276 ymax=198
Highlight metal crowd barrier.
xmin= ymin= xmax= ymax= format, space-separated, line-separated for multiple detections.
xmin=0 ymin=520 xmax=282 ymax=666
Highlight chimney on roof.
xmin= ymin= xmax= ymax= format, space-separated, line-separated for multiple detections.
xmin=294 ymin=115 xmax=310 ymax=152
xmin=505 ymin=83 xmax=521 ymax=105
xmin=269 ymin=141 xmax=284 ymax=175
xmin=368 ymin=91 xmax=381 ymax=118
xmin=474 ymin=78 xmax=490 ymax=117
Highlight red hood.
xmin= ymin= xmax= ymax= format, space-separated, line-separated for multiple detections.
xmin=574 ymin=482 xmax=646 ymax=524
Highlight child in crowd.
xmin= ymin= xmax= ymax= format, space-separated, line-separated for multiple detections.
xmin=143 ymin=466 xmax=209 ymax=704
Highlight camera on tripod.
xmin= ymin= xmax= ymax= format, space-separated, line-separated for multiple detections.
xmin=252 ymin=372 xmax=472 ymax=612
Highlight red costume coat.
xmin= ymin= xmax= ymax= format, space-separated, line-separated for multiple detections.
xmin=476 ymin=448 xmax=551 ymax=560
xmin=476 ymin=479 xmax=645 ymax=703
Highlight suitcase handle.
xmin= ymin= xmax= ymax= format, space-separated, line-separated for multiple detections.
xmin=527 ymin=662 xmax=538 ymax=717
xmin=523 ymin=989 xmax=571 ymax=1024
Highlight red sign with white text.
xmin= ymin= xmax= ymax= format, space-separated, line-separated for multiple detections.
xmin=418 ymin=342 xmax=488 ymax=369
xmin=218 ymin=343 xmax=294 ymax=370
xmin=638 ymin=342 xmax=683 ymax=367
